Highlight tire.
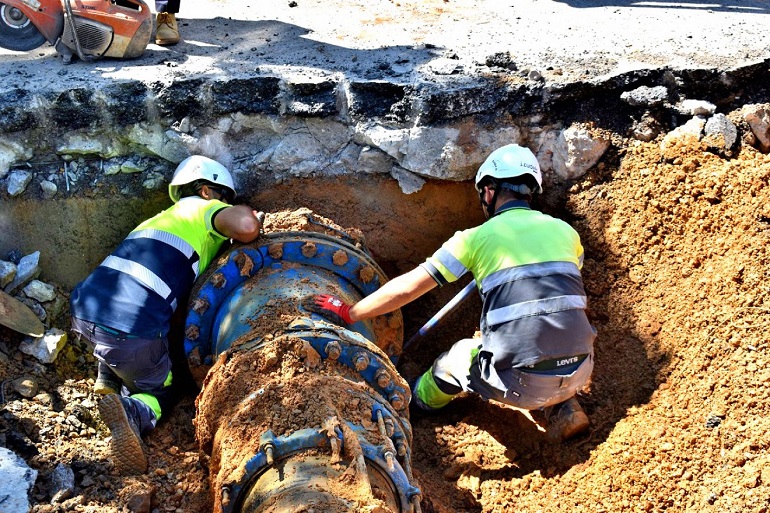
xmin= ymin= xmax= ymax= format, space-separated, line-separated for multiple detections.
xmin=0 ymin=2 xmax=46 ymax=52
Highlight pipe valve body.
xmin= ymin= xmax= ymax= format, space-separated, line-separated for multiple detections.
xmin=185 ymin=231 xmax=421 ymax=513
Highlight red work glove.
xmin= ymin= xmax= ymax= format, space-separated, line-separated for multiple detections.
xmin=302 ymin=294 xmax=353 ymax=325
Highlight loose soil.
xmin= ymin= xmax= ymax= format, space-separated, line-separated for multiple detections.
xmin=2 ymin=135 xmax=769 ymax=512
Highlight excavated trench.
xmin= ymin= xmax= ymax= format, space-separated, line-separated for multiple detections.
xmin=1 ymin=54 xmax=770 ymax=511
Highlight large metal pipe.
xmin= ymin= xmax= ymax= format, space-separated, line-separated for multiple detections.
xmin=183 ymin=229 xmax=421 ymax=513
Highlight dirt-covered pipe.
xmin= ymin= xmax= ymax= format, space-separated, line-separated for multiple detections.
xmin=183 ymin=228 xmax=421 ymax=513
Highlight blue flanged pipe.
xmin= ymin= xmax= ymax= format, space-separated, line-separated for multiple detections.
xmin=187 ymin=229 xmax=422 ymax=513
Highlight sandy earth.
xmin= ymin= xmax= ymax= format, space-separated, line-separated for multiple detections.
xmin=2 ymin=1 xmax=770 ymax=512
xmin=1 ymin=130 xmax=769 ymax=512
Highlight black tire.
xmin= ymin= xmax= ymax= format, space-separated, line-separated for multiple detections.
xmin=0 ymin=2 xmax=46 ymax=52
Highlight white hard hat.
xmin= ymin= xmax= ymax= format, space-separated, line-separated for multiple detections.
xmin=168 ymin=155 xmax=236 ymax=203
xmin=475 ymin=144 xmax=542 ymax=194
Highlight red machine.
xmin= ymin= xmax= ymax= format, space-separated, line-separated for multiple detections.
xmin=0 ymin=0 xmax=152 ymax=62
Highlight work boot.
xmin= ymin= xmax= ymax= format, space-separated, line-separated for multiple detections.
xmin=98 ymin=394 xmax=148 ymax=474
xmin=94 ymin=364 xmax=121 ymax=395
xmin=544 ymin=397 xmax=590 ymax=441
xmin=155 ymin=12 xmax=180 ymax=46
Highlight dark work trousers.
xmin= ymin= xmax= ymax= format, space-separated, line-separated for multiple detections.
xmin=71 ymin=317 xmax=178 ymax=420
xmin=155 ymin=0 xmax=180 ymax=13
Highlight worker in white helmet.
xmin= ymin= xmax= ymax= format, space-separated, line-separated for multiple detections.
xmin=70 ymin=155 xmax=265 ymax=474
xmin=305 ymin=144 xmax=595 ymax=441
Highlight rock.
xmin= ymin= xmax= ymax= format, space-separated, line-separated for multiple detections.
xmin=120 ymin=160 xmax=144 ymax=174
xmin=34 ymin=392 xmax=54 ymax=407
xmin=4 ymin=251 xmax=40 ymax=295
xmin=19 ymin=328 xmax=68 ymax=364
xmin=741 ymin=103 xmax=770 ymax=152
xmin=125 ymin=485 xmax=154 ymax=513
xmin=390 ymin=166 xmax=426 ymax=194
xmin=142 ymin=172 xmax=165 ymax=189
xmin=22 ymin=280 xmax=56 ymax=303
xmin=632 ymin=112 xmax=662 ymax=142
xmin=676 ymin=99 xmax=717 ymax=117
xmin=485 ymin=51 xmax=516 ymax=70
xmin=0 ymin=447 xmax=38 ymax=513
xmin=620 ymin=85 xmax=670 ymax=108
xmin=50 ymin=463 xmax=75 ymax=504
xmin=57 ymin=134 xmax=121 ymax=158
xmin=6 ymin=170 xmax=32 ymax=196
xmin=0 ymin=140 xmax=30 ymax=179
xmin=356 ymin=146 xmax=392 ymax=174
xmin=12 ymin=376 xmax=38 ymax=398
xmin=0 ymin=260 xmax=16 ymax=288
xmin=40 ymin=180 xmax=58 ymax=198
xmin=21 ymin=298 xmax=47 ymax=322
xmin=703 ymin=113 xmax=737 ymax=154
xmin=551 ymin=125 xmax=611 ymax=180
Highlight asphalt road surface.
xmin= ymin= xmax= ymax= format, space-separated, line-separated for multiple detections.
xmin=1 ymin=1 xmax=769 ymax=90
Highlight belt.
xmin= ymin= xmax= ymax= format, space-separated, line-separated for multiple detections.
xmin=523 ymin=354 xmax=588 ymax=372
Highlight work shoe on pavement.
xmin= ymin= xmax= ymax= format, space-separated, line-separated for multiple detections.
xmin=544 ymin=397 xmax=590 ymax=441
xmin=98 ymin=394 xmax=148 ymax=474
xmin=155 ymin=13 xmax=180 ymax=46
xmin=94 ymin=366 xmax=121 ymax=395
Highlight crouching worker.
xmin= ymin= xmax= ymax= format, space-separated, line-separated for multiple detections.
xmin=70 ymin=155 xmax=264 ymax=474
xmin=304 ymin=144 xmax=596 ymax=441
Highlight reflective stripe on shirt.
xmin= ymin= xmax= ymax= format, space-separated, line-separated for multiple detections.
xmin=101 ymin=255 xmax=178 ymax=311
xmin=431 ymin=247 xmax=469 ymax=280
xmin=127 ymin=229 xmax=200 ymax=277
xmin=480 ymin=261 xmax=581 ymax=295
xmin=486 ymin=294 xmax=587 ymax=326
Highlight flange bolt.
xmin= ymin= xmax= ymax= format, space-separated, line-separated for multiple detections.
xmin=353 ymin=352 xmax=370 ymax=371
xmin=325 ymin=341 xmax=342 ymax=360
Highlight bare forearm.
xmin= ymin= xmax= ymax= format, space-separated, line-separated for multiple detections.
xmin=349 ymin=267 xmax=437 ymax=321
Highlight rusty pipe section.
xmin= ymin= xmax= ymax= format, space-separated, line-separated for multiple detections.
xmin=183 ymin=230 xmax=421 ymax=513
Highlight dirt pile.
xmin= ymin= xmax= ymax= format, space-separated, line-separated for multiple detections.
xmin=196 ymin=336 xmax=400 ymax=512
xmin=1 ymin=138 xmax=769 ymax=512
xmin=405 ymin=138 xmax=770 ymax=513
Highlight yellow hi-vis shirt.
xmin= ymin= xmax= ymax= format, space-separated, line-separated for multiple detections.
xmin=420 ymin=201 xmax=595 ymax=370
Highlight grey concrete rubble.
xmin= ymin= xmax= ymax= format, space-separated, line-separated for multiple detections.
xmin=0 ymin=447 xmax=37 ymax=513
xmin=4 ymin=252 xmax=40 ymax=295
xmin=621 ymin=86 xmax=671 ymax=108
xmin=550 ymin=125 xmax=612 ymax=181
xmin=40 ymin=180 xmax=57 ymax=198
xmin=704 ymin=114 xmax=738 ymax=155
xmin=50 ymin=463 xmax=76 ymax=504
xmin=22 ymin=280 xmax=56 ymax=303
xmin=0 ymin=260 xmax=15 ymax=287
xmin=390 ymin=166 xmax=426 ymax=195
xmin=677 ymin=100 xmax=718 ymax=117
xmin=19 ymin=328 xmax=68 ymax=364
xmin=2 ymin=251 xmax=68 ymax=330
xmin=0 ymin=64 xmax=769 ymax=197
xmin=6 ymin=170 xmax=32 ymax=196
